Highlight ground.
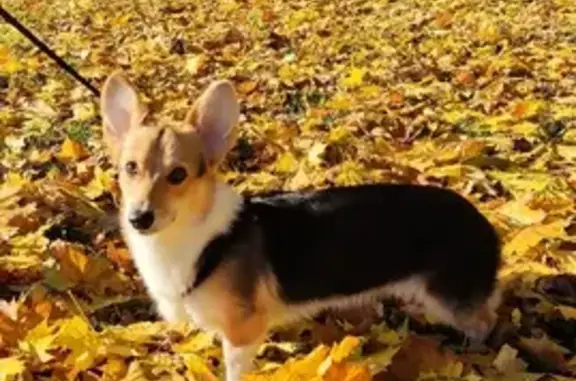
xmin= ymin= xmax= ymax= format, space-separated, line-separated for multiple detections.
xmin=1 ymin=0 xmax=576 ymax=380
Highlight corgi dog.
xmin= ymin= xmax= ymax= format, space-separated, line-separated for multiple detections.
xmin=100 ymin=71 xmax=502 ymax=381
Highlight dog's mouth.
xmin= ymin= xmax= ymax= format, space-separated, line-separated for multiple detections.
xmin=131 ymin=215 xmax=177 ymax=236
xmin=133 ymin=225 xmax=160 ymax=235
xmin=123 ymin=207 xmax=176 ymax=236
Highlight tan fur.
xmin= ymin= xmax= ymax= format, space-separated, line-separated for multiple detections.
xmin=184 ymin=259 xmax=271 ymax=346
xmin=101 ymin=71 xmax=228 ymax=234
xmin=118 ymin=124 xmax=215 ymax=231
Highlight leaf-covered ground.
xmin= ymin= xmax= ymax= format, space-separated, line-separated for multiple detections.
xmin=1 ymin=0 xmax=576 ymax=379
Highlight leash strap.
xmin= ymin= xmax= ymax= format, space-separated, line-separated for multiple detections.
xmin=0 ymin=5 xmax=100 ymax=97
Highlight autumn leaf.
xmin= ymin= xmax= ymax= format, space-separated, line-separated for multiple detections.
xmin=435 ymin=11 xmax=453 ymax=28
xmin=19 ymin=319 xmax=57 ymax=362
xmin=121 ymin=361 xmax=151 ymax=381
xmin=1 ymin=0 xmax=576 ymax=379
xmin=492 ymin=344 xmax=524 ymax=374
xmin=504 ymin=220 xmax=566 ymax=257
xmin=379 ymin=335 xmax=463 ymax=381
xmin=322 ymin=363 xmax=372 ymax=381
xmin=273 ymin=152 xmax=299 ymax=173
xmin=106 ymin=242 xmax=135 ymax=273
xmin=307 ymin=142 xmax=327 ymax=167
xmin=329 ymin=335 xmax=362 ymax=363
xmin=100 ymin=356 xmax=128 ymax=380
xmin=341 ymin=68 xmax=367 ymax=87
xmin=512 ymin=100 xmax=546 ymax=120
xmin=58 ymin=137 xmax=89 ymax=161
xmin=82 ymin=166 xmax=117 ymax=200
xmin=172 ymin=331 xmax=216 ymax=354
xmin=0 ymin=45 xmax=23 ymax=74
xmin=237 ymin=80 xmax=259 ymax=95
xmin=0 ymin=356 xmax=25 ymax=380
xmin=497 ymin=200 xmax=546 ymax=226
xmin=182 ymin=353 xmax=219 ymax=381
xmin=186 ymin=54 xmax=208 ymax=76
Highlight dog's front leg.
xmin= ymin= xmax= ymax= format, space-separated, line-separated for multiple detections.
xmin=222 ymin=336 xmax=264 ymax=381
xmin=220 ymin=311 xmax=268 ymax=381
xmin=156 ymin=297 xmax=188 ymax=323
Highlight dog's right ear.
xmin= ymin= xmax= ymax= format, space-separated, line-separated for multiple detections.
xmin=100 ymin=71 xmax=147 ymax=162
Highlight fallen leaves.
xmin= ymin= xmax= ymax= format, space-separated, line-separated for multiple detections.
xmin=497 ymin=200 xmax=547 ymax=226
xmin=341 ymin=68 xmax=368 ymax=88
xmin=379 ymin=336 xmax=465 ymax=381
xmin=492 ymin=344 xmax=523 ymax=374
xmin=186 ymin=54 xmax=209 ymax=76
xmin=1 ymin=0 xmax=576 ymax=379
xmin=45 ymin=241 xmax=129 ymax=295
xmin=0 ymin=356 xmax=25 ymax=380
xmin=503 ymin=220 xmax=566 ymax=257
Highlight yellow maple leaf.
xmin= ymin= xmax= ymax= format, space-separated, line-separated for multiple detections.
xmin=557 ymin=145 xmax=576 ymax=161
xmin=72 ymin=102 xmax=96 ymax=121
xmin=121 ymin=361 xmax=151 ymax=381
xmin=0 ymin=356 xmax=25 ymax=380
xmin=492 ymin=344 xmax=521 ymax=373
xmin=249 ymin=345 xmax=329 ymax=381
xmin=324 ymin=363 xmax=372 ymax=381
xmin=512 ymin=100 xmax=546 ymax=119
xmin=341 ymin=67 xmax=367 ymax=87
xmin=273 ymin=152 xmax=299 ymax=173
xmin=237 ymin=80 xmax=258 ymax=95
xmin=19 ymin=319 xmax=57 ymax=362
xmin=325 ymin=93 xmax=353 ymax=110
xmin=112 ymin=14 xmax=132 ymax=27
xmin=51 ymin=243 xmax=89 ymax=286
xmin=58 ymin=137 xmax=89 ymax=161
xmin=476 ymin=20 xmax=500 ymax=44
xmin=186 ymin=54 xmax=208 ymax=76
xmin=336 ymin=161 xmax=363 ymax=186
xmin=173 ymin=331 xmax=216 ymax=353
xmin=330 ymin=336 xmax=362 ymax=363
xmin=182 ymin=353 xmax=219 ymax=381
xmin=497 ymin=200 xmax=546 ymax=226
xmin=54 ymin=315 xmax=100 ymax=376
xmin=504 ymin=220 xmax=566 ymax=257
xmin=100 ymin=356 xmax=128 ymax=380
xmin=307 ymin=142 xmax=327 ymax=167
xmin=82 ymin=166 xmax=116 ymax=200
xmin=0 ymin=45 xmax=23 ymax=74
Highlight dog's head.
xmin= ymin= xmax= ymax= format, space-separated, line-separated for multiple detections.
xmin=100 ymin=72 xmax=240 ymax=235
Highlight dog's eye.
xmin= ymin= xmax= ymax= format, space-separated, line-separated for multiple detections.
xmin=167 ymin=167 xmax=187 ymax=185
xmin=125 ymin=161 xmax=138 ymax=176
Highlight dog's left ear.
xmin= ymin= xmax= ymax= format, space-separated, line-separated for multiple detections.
xmin=185 ymin=80 xmax=240 ymax=167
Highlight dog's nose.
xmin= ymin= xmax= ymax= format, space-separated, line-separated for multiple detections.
xmin=129 ymin=209 xmax=155 ymax=231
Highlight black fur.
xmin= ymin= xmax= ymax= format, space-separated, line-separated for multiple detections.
xmin=192 ymin=184 xmax=501 ymax=311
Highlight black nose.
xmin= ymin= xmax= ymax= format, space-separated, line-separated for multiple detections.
xmin=129 ymin=210 xmax=155 ymax=230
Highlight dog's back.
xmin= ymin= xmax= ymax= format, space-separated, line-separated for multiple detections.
xmin=250 ymin=183 xmax=501 ymax=307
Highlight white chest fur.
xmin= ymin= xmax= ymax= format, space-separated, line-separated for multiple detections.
xmin=122 ymin=184 xmax=242 ymax=326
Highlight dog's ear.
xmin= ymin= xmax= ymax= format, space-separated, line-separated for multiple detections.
xmin=185 ymin=80 xmax=240 ymax=167
xmin=100 ymin=71 xmax=147 ymax=162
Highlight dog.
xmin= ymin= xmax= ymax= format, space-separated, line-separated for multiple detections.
xmin=100 ymin=71 xmax=502 ymax=381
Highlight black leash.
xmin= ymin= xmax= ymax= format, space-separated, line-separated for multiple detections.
xmin=0 ymin=5 xmax=100 ymax=97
